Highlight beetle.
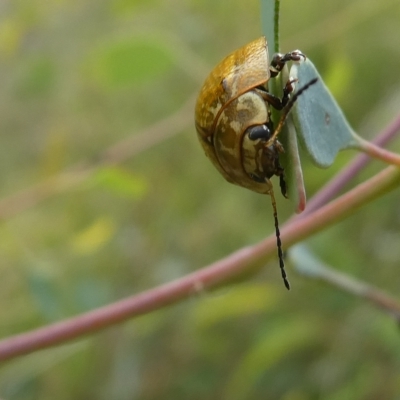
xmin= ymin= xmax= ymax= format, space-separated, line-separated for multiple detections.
xmin=195 ymin=36 xmax=317 ymax=290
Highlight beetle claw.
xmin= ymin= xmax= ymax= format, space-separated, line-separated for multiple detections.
xmin=270 ymin=50 xmax=306 ymax=76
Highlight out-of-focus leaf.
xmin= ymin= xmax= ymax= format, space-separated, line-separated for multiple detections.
xmin=191 ymin=284 xmax=282 ymax=330
xmin=0 ymin=342 xmax=87 ymax=389
xmin=27 ymin=271 xmax=64 ymax=321
xmin=323 ymin=53 xmax=354 ymax=102
xmin=17 ymin=58 xmax=56 ymax=97
xmin=290 ymin=60 xmax=357 ymax=168
xmin=74 ymin=279 xmax=112 ymax=311
xmin=92 ymin=167 xmax=148 ymax=198
xmin=224 ymin=317 xmax=320 ymax=400
xmin=112 ymin=0 xmax=160 ymax=13
xmin=0 ymin=18 xmax=24 ymax=57
xmin=40 ymin=128 xmax=68 ymax=175
xmin=324 ymin=363 xmax=383 ymax=400
xmin=84 ymin=38 xmax=174 ymax=89
xmin=70 ymin=217 xmax=116 ymax=255
xmin=288 ymin=244 xmax=333 ymax=279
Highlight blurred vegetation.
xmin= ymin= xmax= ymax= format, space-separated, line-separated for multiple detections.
xmin=0 ymin=0 xmax=400 ymax=399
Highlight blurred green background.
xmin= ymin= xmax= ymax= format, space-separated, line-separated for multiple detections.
xmin=1 ymin=0 xmax=400 ymax=399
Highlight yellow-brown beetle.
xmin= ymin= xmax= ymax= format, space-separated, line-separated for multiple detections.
xmin=195 ymin=36 xmax=316 ymax=290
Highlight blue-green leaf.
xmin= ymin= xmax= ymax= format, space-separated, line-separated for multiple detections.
xmin=290 ymin=60 xmax=357 ymax=168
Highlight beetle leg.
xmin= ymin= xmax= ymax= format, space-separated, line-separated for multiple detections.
xmin=266 ymin=77 xmax=319 ymax=147
xmin=278 ymin=173 xmax=287 ymax=198
xmin=280 ymin=78 xmax=297 ymax=108
xmin=256 ymin=79 xmax=297 ymax=110
xmin=256 ymin=89 xmax=285 ymax=110
xmin=271 ymin=140 xmax=288 ymax=198
xmin=274 ymin=140 xmax=285 ymax=153
xmin=247 ymin=124 xmax=271 ymax=141
xmin=269 ymin=50 xmax=305 ymax=77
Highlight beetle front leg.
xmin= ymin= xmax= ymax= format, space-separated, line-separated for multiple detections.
xmin=278 ymin=173 xmax=288 ymax=199
xmin=273 ymin=142 xmax=288 ymax=198
xmin=256 ymin=79 xmax=297 ymax=110
xmin=280 ymin=78 xmax=298 ymax=108
xmin=269 ymin=50 xmax=305 ymax=77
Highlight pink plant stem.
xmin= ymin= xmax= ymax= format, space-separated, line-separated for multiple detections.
xmin=0 ymin=114 xmax=398 ymax=362
xmin=0 ymin=163 xmax=399 ymax=362
xmin=300 ymin=113 xmax=400 ymax=216
xmin=355 ymin=135 xmax=400 ymax=166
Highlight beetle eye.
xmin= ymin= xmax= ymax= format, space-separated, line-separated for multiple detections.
xmin=247 ymin=124 xmax=271 ymax=141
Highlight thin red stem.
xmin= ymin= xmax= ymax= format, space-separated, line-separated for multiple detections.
xmin=300 ymin=113 xmax=400 ymax=216
xmin=0 ymin=165 xmax=399 ymax=362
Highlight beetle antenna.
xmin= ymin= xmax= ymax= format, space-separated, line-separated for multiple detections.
xmin=264 ymin=78 xmax=318 ymax=290
xmin=268 ymin=184 xmax=290 ymax=290
xmin=267 ymin=77 xmax=318 ymax=146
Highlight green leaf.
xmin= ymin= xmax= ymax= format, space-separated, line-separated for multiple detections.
xmin=280 ymin=118 xmax=307 ymax=213
xmin=27 ymin=271 xmax=64 ymax=321
xmin=191 ymin=284 xmax=282 ymax=330
xmin=112 ymin=0 xmax=160 ymax=14
xmin=260 ymin=0 xmax=276 ymax=54
xmin=224 ymin=317 xmax=319 ymax=400
xmin=17 ymin=58 xmax=56 ymax=97
xmin=85 ymin=38 xmax=174 ymax=89
xmin=92 ymin=167 xmax=148 ymax=198
xmin=70 ymin=217 xmax=116 ymax=255
xmin=290 ymin=59 xmax=357 ymax=168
